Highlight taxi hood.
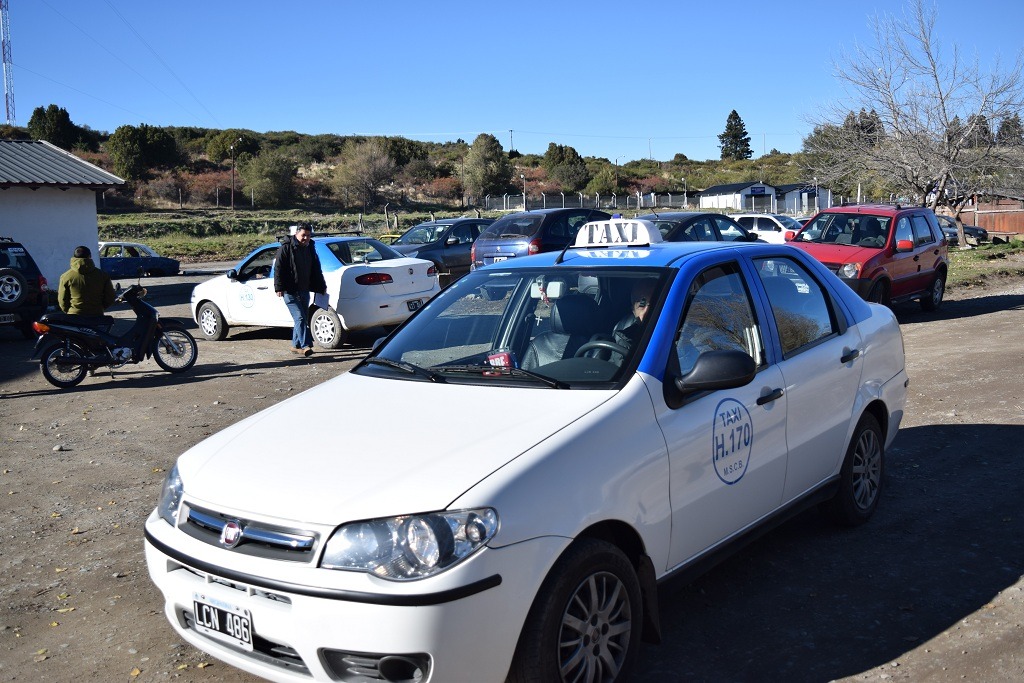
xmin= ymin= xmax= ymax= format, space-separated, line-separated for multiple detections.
xmin=176 ymin=371 xmax=615 ymax=524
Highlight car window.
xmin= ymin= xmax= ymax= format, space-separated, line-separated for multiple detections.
xmin=0 ymin=244 xmax=35 ymax=271
xmin=894 ymin=216 xmax=914 ymax=244
xmin=713 ymin=216 xmax=748 ymax=241
xmin=239 ymin=247 xmax=276 ymax=280
xmin=566 ymin=213 xmax=595 ymax=239
xmin=100 ymin=245 xmax=121 ymax=258
xmin=754 ymin=257 xmax=837 ymax=357
xmin=911 ymin=214 xmax=937 ymax=246
xmin=736 ymin=217 xmax=755 ymax=230
xmin=481 ymin=214 xmax=544 ymax=239
xmin=395 ymin=225 xmax=440 ymax=245
xmin=683 ymin=217 xmax=716 ymax=241
xmin=326 ymin=239 xmax=402 ymax=265
xmin=674 ymin=264 xmax=763 ymax=376
xmin=451 ymin=224 xmax=473 ymax=244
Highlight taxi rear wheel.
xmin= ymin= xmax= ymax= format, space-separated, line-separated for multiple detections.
xmin=508 ymin=539 xmax=641 ymax=683
xmin=825 ymin=413 xmax=884 ymax=526
xmin=310 ymin=307 xmax=347 ymax=349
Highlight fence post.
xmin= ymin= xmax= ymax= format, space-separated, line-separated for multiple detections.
xmin=612 ymin=193 xmax=617 ymax=209
xmin=560 ymin=192 xmax=565 ymax=208
xmin=503 ymin=193 xmax=508 ymax=211
xmin=636 ymin=191 xmax=642 ymax=208
xmin=578 ymin=192 xmax=584 ymax=209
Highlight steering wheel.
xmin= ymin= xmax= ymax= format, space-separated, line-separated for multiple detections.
xmin=574 ymin=340 xmax=630 ymax=358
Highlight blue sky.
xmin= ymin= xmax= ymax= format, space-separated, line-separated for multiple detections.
xmin=12 ymin=0 xmax=1024 ymax=163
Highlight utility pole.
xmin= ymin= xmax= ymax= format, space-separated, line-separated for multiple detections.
xmin=1 ymin=0 xmax=15 ymax=125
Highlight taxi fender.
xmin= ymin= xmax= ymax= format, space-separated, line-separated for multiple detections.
xmin=453 ymin=375 xmax=673 ymax=573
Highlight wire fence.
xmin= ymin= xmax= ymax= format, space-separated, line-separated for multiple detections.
xmin=483 ymin=192 xmax=694 ymax=212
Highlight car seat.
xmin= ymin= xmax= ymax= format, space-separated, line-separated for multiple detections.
xmin=521 ymin=294 xmax=601 ymax=370
xmin=855 ymin=217 xmax=885 ymax=247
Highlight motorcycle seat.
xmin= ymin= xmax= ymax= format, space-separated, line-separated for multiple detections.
xmin=44 ymin=313 xmax=116 ymax=330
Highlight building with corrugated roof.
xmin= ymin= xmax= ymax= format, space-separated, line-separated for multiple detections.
xmin=0 ymin=139 xmax=124 ymax=284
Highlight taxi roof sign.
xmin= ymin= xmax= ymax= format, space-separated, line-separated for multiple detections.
xmin=574 ymin=219 xmax=663 ymax=248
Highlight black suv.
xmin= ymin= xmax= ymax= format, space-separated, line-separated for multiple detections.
xmin=0 ymin=237 xmax=49 ymax=338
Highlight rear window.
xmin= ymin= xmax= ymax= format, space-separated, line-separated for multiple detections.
xmin=324 ymin=239 xmax=403 ymax=265
xmin=0 ymin=244 xmax=39 ymax=272
xmin=480 ymin=214 xmax=544 ymax=240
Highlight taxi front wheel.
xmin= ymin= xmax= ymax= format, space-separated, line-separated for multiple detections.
xmin=825 ymin=413 xmax=884 ymax=526
xmin=508 ymin=538 xmax=641 ymax=683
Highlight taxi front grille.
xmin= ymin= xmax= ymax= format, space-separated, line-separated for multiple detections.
xmin=183 ymin=609 xmax=310 ymax=677
xmin=181 ymin=504 xmax=319 ymax=562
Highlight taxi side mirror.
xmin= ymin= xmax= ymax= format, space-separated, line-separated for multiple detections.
xmin=226 ymin=269 xmax=238 ymax=280
xmin=674 ymin=350 xmax=757 ymax=394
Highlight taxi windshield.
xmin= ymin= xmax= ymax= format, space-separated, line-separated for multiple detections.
xmin=361 ymin=267 xmax=667 ymax=387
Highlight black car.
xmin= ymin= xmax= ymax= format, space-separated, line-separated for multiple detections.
xmin=471 ymin=208 xmax=612 ymax=269
xmin=635 ymin=211 xmax=761 ymax=243
xmin=0 ymin=237 xmax=49 ymax=339
xmin=390 ymin=217 xmax=494 ymax=287
xmin=934 ymin=214 xmax=988 ymax=246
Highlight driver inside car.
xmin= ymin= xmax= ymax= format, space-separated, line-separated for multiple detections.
xmin=612 ymin=278 xmax=657 ymax=351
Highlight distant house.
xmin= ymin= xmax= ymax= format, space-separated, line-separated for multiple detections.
xmin=697 ymin=182 xmax=777 ymax=212
xmin=0 ymin=140 xmax=124 ymax=285
xmin=775 ymin=183 xmax=833 ymax=215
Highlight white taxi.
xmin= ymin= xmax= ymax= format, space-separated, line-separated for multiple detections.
xmin=191 ymin=234 xmax=439 ymax=347
xmin=146 ymin=219 xmax=908 ymax=682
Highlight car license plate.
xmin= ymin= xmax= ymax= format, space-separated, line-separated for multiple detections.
xmin=492 ymin=256 xmax=508 ymax=263
xmin=407 ymin=299 xmax=421 ymax=312
xmin=0 ymin=313 xmax=14 ymax=324
xmin=192 ymin=593 xmax=254 ymax=651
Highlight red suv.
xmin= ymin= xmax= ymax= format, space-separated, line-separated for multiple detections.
xmin=786 ymin=204 xmax=949 ymax=310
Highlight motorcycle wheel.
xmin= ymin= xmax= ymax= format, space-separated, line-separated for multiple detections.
xmin=40 ymin=343 xmax=88 ymax=388
xmin=152 ymin=328 xmax=198 ymax=373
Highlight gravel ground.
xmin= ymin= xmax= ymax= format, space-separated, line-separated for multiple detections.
xmin=0 ymin=266 xmax=1022 ymax=683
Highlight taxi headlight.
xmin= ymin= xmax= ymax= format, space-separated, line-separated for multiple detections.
xmin=156 ymin=464 xmax=184 ymax=526
xmin=839 ymin=262 xmax=861 ymax=279
xmin=321 ymin=508 xmax=498 ymax=580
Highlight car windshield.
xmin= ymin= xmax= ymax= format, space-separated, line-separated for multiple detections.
xmin=323 ymin=238 xmax=404 ymax=265
xmin=359 ymin=267 xmax=667 ymax=388
xmin=394 ymin=224 xmax=447 ymax=245
xmin=480 ymin=214 xmax=544 ymax=239
xmin=796 ymin=213 xmax=891 ymax=248
xmin=774 ymin=216 xmax=805 ymax=231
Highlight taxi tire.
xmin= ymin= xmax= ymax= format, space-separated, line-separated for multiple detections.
xmin=508 ymin=538 xmax=641 ymax=683
xmin=310 ymin=307 xmax=347 ymax=349
xmin=825 ymin=413 xmax=884 ymax=527
xmin=197 ymin=302 xmax=228 ymax=341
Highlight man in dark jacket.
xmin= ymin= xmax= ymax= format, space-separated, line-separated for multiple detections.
xmin=58 ymin=246 xmax=116 ymax=316
xmin=274 ymin=225 xmax=327 ymax=356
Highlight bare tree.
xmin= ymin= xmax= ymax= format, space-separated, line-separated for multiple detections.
xmin=331 ymin=139 xmax=397 ymax=209
xmin=805 ymin=0 xmax=1024 ymax=236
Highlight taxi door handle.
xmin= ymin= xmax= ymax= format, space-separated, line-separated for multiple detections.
xmin=756 ymin=388 xmax=784 ymax=405
xmin=256 ymin=285 xmax=270 ymax=290
xmin=841 ymin=349 xmax=861 ymax=363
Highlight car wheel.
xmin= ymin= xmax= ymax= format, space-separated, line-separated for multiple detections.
xmin=196 ymin=302 xmax=229 ymax=341
xmin=920 ymin=272 xmax=945 ymax=311
xmin=866 ymin=280 xmax=890 ymax=307
xmin=310 ymin=307 xmax=347 ymax=349
xmin=824 ymin=413 xmax=884 ymax=526
xmin=0 ymin=267 xmax=28 ymax=310
xmin=508 ymin=538 xmax=641 ymax=683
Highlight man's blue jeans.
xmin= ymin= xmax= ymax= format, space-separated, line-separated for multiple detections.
xmin=282 ymin=291 xmax=312 ymax=349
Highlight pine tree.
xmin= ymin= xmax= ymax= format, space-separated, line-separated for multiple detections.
xmin=718 ymin=110 xmax=752 ymax=161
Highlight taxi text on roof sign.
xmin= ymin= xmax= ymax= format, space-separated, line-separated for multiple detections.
xmin=574 ymin=219 xmax=663 ymax=248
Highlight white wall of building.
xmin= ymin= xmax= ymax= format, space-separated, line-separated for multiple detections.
xmin=1 ymin=187 xmax=101 ymax=286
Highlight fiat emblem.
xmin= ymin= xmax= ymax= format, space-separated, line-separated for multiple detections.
xmin=220 ymin=521 xmax=243 ymax=548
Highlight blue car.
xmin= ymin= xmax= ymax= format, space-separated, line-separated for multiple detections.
xmin=98 ymin=242 xmax=180 ymax=278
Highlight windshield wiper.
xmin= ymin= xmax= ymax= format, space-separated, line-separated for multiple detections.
xmin=432 ymin=364 xmax=568 ymax=389
xmin=364 ymin=357 xmax=446 ymax=383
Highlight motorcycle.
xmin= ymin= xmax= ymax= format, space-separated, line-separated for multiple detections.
xmin=31 ymin=284 xmax=198 ymax=389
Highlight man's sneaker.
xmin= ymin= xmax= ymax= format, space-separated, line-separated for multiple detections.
xmin=302 ymin=347 xmax=314 ymax=357
xmin=290 ymin=346 xmax=305 ymax=355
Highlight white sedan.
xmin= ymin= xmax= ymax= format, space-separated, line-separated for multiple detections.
xmin=148 ymin=220 xmax=907 ymax=681
xmin=190 ymin=235 xmax=439 ymax=347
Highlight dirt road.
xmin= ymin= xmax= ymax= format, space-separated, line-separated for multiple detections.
xmin=1 ymin=271 xmax=1021 ymax=682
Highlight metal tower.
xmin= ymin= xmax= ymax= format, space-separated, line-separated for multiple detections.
xmin=1 ymin=0 xmax=13 ymax=126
